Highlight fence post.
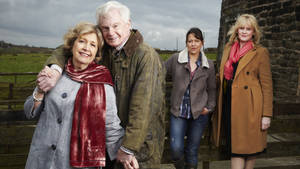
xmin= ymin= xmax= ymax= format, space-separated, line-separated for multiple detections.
xmin=8 ymin=83 xmax=13 ymax=109
xmin=203 ymin=161 xmax=209 ymax=169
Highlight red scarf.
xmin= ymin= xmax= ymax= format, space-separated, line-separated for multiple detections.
xmin=224 ymin=41 xmax=253 ymax=80
xmin=65 ymin=59 xmax=113 ymax=167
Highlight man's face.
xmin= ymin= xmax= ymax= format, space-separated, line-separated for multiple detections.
xmin=99 ymin=9 xmax=131 ymax=48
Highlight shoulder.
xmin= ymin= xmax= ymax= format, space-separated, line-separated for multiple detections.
xmin=167 ymin=52 xmax=179 ymax=61
xmin=224 ymin=42 xmax=232 ymax=49
xmin=207 ymin=59 xmax=215 ymax=67
xmin=134 ymin=42 xmax=163 ymax=64
xmin=254 ymin=45 xmax=270 ymax=57
xmin=255 ymin=45 xmax=269 ymax=53
xmin=137 ymin=42 xmax=158 ymax=57
xmin=206 ymin=59 xmax=216 ymax=72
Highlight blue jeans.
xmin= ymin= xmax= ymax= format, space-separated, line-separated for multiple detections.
xmin=169 ymin=114 xmax=209 ymax=165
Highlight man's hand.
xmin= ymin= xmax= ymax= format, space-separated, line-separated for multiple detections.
xmin=117 ymin=149 xmax=139 ymax=169
xmin=261 ymin=117 xmax=271 ymax=130
xmin=123 ymin=156 xmax=139 ymax=169
xmin=36 ymin=66 xmax=61 ymax=92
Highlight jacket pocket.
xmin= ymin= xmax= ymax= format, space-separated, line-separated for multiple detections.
xmin=135 ymin=133 xmax=155 ymax=162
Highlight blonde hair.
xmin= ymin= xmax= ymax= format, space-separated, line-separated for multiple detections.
xmin=227 ymin=14 xmax=262 ymax=45
xmin=63 ymin=22 xmax=103 ymax=59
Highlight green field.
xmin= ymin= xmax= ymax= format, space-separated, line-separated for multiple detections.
xmin=0 ymin=52 xmax=216 ymax=83
xmin=160 ymin=52 xmax=216 ymax=61
xmin=0 ymin=51 xmax=216 ymax=108
xmin=0 ymin=53 xmax=50 ymax=83
xmin=0 ymin=53 xmax=50 ymax=109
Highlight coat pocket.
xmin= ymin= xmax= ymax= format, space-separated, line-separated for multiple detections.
xmin=135 ymin=134 xmax=155 ymax=162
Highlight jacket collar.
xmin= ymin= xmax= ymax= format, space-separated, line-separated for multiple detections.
xmin=122 ymin=29 xmax=143 ymax=57
xmin=103 ymin=29 xmax=143 ymax=58
xmin=178 ymin=47 xmax=210 ymax=68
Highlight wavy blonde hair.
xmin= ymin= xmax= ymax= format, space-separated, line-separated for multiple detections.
xmin=227 ymin=14 xmax=262 ymax=45
xmin=63 ymin=22 xmax=103 ymax=60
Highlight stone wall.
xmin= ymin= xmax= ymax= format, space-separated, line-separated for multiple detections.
xmin=217 ymin=0 xmax=300 ymax=103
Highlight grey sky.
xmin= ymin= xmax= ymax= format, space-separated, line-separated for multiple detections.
xmin=0 ymin=0 xmax=221 ymax=50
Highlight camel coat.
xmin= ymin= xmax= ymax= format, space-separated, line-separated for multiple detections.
xmin=212 ymin=43 xmax=273 ymax=155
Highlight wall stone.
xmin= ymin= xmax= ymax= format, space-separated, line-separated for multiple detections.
xmin=217 ymin=0 xmax=300 ymax=103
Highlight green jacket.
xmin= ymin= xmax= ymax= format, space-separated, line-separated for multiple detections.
xmin=46 ymin=30 xmax=166 ymax=168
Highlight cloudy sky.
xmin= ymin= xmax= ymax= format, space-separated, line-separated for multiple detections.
xmin=0 ymin=0 xmax=221 ymax=50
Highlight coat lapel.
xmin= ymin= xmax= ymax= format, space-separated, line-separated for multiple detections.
xmin=234 ymin=48 xmax=257 ymax=79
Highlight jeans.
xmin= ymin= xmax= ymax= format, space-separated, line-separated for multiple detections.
xmin=169 ymin=113 xmax=209 ymax=165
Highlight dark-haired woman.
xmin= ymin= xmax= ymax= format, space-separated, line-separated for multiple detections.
xmin=165 ymin=27 xmax=216 ymax=169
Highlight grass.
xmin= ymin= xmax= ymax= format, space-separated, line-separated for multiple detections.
xmin=159 ymin=52 xmax=217 ymax=61
xmin=0 ymin=53 xmax=49 ymax=83
xmin=0 ymin=51 xmax=217 ymax=109
xmin=0 ymin=53 xmax=49 ymax=108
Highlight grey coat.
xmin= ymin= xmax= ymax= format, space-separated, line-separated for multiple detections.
xmin=24 ymin=73 xmax=124 ymax=169
xmin=165 ymin=47 xmax=216 ymax=119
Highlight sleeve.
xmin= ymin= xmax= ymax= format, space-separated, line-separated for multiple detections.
xmin=44 ymin=45 xmax=66 ymax=69
xmin=121 ymin=49 xmax=165 ymax=152
xmin=23 ymin=95 xmax=44 ymax=119
xmin=164 ymin=54 xmax=174 ymax=76
xmin=206 ymin=60 xmax=217 ymax=112
xmin=258 ymin=48 xmax=273 ymax=117
xmin=104 ymin=84 xmax=124 ymax=160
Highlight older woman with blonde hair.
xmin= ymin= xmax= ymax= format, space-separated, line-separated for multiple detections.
xmin=212 ymin=14 xmax=273 ymax=169
xmin=24 ymin=22 xmax=124 ymax=169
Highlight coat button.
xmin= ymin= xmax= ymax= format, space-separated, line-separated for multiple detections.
xmin=244 ymin=86 xmax=248 ymax=89
xmin=61 ymin=93 xmax=67 ymax=98
xmin=51 ymin=144 xmax=56 ymax=150
xmin=57 ymin=118 xmax=62 ymax=124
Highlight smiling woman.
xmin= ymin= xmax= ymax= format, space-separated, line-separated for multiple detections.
xmin=62 ymin=22 xmax=103 ymax=69
xmin=71 ymin=33 xmax=99 ymax=70
xmin=212 ymin=14 xmax=273 ymax=169
xmin=23 ymin=22 xmax=124 ymax=169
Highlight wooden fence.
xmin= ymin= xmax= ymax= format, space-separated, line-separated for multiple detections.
xmin=0 ymin=72 xmax=37 ymax=111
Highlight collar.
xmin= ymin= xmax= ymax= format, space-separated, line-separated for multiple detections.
xmin=178 ymin=47 xmax=210 ymax=68
xmin=116 ymin=35 xmax=130 ymax=51
xmin=103 ymin=29 xmax=143 ymax=58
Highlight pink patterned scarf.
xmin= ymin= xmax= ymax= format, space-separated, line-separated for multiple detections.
xmin=224 ymin=41 xmax=253 ymax=80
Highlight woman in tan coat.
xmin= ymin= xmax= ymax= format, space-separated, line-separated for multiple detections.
xmin=212 ymin=14 xmax=273 ymax=169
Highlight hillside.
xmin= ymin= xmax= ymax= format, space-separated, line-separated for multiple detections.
xmin=0 ymin=40 xmax=54 ymax=55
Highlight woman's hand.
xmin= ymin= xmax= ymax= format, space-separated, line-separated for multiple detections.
xmin=200 ymin=107 xmax=210 ymax=115
xmin=261 ymin=117 xmax=271 ymax=130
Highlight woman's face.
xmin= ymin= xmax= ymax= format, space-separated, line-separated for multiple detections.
xmin=237 ymin=24 xmax=254 ymax=43
xmin=187 ymin=33 xmax=202 ymax=56
xmin=72 ymin=33 xmax=98 ymax=70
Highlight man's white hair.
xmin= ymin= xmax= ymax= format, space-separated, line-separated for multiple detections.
xmin=96 ymin=1 xmax=131 ymax=25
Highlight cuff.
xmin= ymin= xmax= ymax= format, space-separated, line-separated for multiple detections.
xmin=50 ymin=64 xmax=63 ymax=74
xmin=32 ymin=87 xmax=44 ymax=102
xmin=120 ymin=146 xmax=134 ymax=155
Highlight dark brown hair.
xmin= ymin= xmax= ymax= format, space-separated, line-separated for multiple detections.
xmin=186 ymin=27 xmax=204 ymax=43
